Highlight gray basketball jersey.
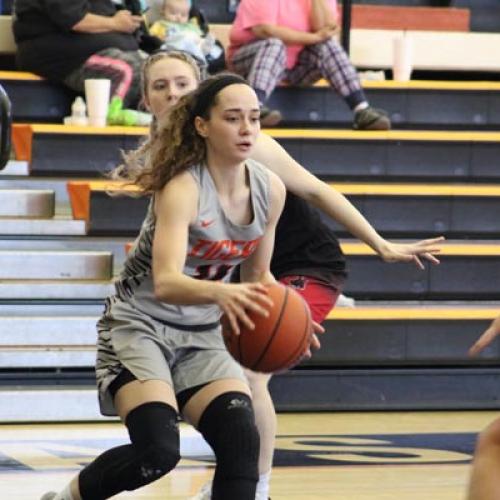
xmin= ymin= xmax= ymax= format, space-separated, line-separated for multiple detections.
xmin=115 ymin=159 xmax=270 ymax=325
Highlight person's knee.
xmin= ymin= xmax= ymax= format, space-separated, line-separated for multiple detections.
xmin=315 ymin=37 xmax=345 ymax=58
xmin=126 ymin=401 xmax=181 ymax=479
xmin=261 ymin=38 xmax=287 ymax=63
xmin=198 ymin=392 xmax=260 ymax=479
xmin=78 ymin=402 xmax=180 ymax=498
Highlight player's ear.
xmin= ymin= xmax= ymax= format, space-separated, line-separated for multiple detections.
xmin=194 ymin=116 xmax=209 ymax=138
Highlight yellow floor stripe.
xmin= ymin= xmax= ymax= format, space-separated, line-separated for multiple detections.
xmin=326 ymin=307 xmax=500 ymax=320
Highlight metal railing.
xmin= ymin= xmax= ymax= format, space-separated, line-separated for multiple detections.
xmin=0 ymin=83 xmax=12 ymax=170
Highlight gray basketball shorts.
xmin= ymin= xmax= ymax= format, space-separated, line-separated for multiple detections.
xmin=96 ymin=296 xmax=246 ymax=416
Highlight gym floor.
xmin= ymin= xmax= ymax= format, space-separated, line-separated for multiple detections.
xmin=0 ymin=410 xmax=495 ymax=499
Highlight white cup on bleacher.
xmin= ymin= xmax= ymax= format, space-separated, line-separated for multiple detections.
xmin=392 ymin=34 xmax=413 ymax=81
xmin=84 ymin=79 xmax=111 ymax=127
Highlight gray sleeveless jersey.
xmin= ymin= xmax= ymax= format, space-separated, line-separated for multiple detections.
xmin=115 ymin=159 xmax=270 ymax=325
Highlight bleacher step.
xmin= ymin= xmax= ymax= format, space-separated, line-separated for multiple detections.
xmin=6 ymin=72 xmax=500 ymax=129
xmin=0 ymin=280 xmax=113 ymax=300
xmin=0 ymin=178 xmax=72 ymax=208
xmin=0 ymin=303 xmax=103 ymax=316
xmin=271 ymin=368 xmax=500 ymax=411
xmin=0 ymin=251 xmax=112 ymax=280
xmin=0 ymin=189 xmax=54 ymax=217
xmin=13 ymin=124 xmax=500 ymax=180
xmin=0 ymin=304 xmax=497 ymax=369
xmin=1 ymin=160 xmax=29 ymax=176
xmin=0 ymin=237 xmax=128 ymax=275
xmin=0 ymin=316 xmax=97 ymax=344
xmin=1 ymin=367 xmax=499 ymax=422
xmin=0 ymin=217 xmax=86 ymax=235
xmin=0 ymin=349 xmax=96 ymax=368
xmin=68 ymin=180 xmax=500 ymax=238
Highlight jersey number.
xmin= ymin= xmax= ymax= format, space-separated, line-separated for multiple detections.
xmin=193 ymin=264 xmax=233 ymax=281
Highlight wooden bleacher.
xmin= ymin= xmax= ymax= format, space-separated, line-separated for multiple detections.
xmin=11 ymin=124 xmax=500 ymax=181
xmin=2 ymin=3 xmax=500 ymax=419
xmin=65 ymin=178 xmax=500 ymax=239
xmin=5 ymin=70 xmax=500 ymax=129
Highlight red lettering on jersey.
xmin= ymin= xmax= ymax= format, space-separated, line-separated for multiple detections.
xmin=188 ymin=239 xmax=211 ymax=258
xmin=189 ymin=237 xmax=262 ymax=261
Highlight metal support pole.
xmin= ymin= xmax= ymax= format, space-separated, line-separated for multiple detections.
xmin=341 ymin=0 xmax=353 ymax=54
xmin=0 ymin=84 xmax=12 ymax=170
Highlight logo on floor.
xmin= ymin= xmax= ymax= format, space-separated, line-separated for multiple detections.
xmin=0 ymin=433 xmax=476 ymax=471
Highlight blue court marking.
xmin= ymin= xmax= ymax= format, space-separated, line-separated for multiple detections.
xmin=0 ymin=432 xmax=477 ymax=472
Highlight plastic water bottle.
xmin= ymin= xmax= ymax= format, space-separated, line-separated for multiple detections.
xmin=71 ymin=96 xmax=88 ymax=126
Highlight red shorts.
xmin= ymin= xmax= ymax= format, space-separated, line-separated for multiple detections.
xmin=279 ymin=275 xmax=342 ymax=324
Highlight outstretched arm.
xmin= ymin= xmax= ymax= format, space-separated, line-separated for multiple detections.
xmin=469 ymin=315 xmax=500 ymax=356
xmin=252 ymin=133 xmax=444 ymax=267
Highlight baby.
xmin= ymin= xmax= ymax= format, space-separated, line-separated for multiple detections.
xmin=149 ymin=0 xmax=207 ymax=62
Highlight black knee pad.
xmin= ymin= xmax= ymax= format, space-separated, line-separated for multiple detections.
xmin=79 ymin=402 xmax=180 ymax=499
xmin=125 ymin=401 xmax=181 ymax=481
xmin=198 ymin=392 xmax=260 ymax=482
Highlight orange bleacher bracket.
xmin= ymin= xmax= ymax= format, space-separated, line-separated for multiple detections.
xmin=11 ymin=124 xmax=34 ymax=164
xmin=67 ymin=182 xmax=91 ymax=223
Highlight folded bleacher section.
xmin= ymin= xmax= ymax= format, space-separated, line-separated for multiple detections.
xmin=1 ymin=1 xmax=500 ymax=421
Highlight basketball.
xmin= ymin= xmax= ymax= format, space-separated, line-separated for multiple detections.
xmin=222 ymin=282 xmax=313 ymax=373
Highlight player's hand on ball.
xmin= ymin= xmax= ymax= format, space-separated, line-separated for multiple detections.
xmin=302 ymin=321 xmax=324 ymax=359
xmin=378 ymin=236 xmax=445 ymax=269
xmin=216 ymin=283 xmax=272 ymax=335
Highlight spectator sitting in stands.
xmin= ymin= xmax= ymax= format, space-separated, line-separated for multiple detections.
xmin=228 ymin=0 xmax=391 ymax=129
xmin=12 ymin=0 xmax=152 ymax=126
xmin=148 ymin=0 xmax=223 ymax=73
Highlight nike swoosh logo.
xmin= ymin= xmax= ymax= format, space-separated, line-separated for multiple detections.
xmin=201 ymin=219 xmax=215 ymax=228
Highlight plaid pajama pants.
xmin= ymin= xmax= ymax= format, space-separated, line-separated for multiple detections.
xmin=229 ymin=37 xmax=366 ymax=109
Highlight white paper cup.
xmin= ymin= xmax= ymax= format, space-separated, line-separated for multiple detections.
xmin=392 ymin=35 xmax=413 ymax=81
xmin=84 ymin=79 xmax=111 ymax=127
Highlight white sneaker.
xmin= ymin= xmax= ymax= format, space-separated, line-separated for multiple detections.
xmin=40 ymin=493 xmax=57 ymax=500
xmin=189 ymin=481 xmax=212 ymax=500
xmin=337 ymin=293 xmax=356 ymax=308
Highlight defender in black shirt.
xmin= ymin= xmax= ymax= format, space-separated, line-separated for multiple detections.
xmin=272 ymin=192 xmax=347 ymax=323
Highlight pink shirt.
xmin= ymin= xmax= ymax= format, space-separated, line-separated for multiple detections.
xmin=228 ymin=0 xmax=338 ymax=69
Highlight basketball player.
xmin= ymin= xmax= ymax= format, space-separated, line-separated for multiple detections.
xmin=40 ymin=73 xmax=287 ymax=500
xmin=466 ymin=314 xmax=500 ymax=500
xmin=122 ymin=51 xmax=443 ymax=500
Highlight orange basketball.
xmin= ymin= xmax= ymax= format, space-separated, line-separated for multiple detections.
xmin=222 ymin=283 xmax=313 ymax=373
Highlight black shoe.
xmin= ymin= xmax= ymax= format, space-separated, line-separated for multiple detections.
xmin=260 ymin=106 xmax=282 ymax=127
xmin=353 ymin=106 xmax=391 ymax=130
